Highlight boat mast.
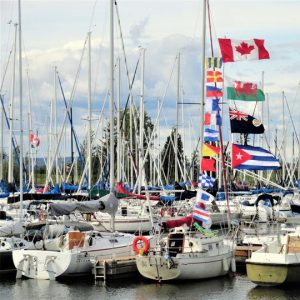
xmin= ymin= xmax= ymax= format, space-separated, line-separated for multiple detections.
xmin=109 ymin=0 xmax=115 ymax=194
xmin=18 ymin=0 xmax=24 ymax=218
xmin=88 ymin=31 xmax=92 ymax=192
xmin=54 ymin=66 xmax=59 ymax=185
xmin=207 ymin=0 xmax=230 ymax=218
xmin=175 ymin=52 xmax=180 ymax=183
xmin=138 ymin=48 xmax=145 ymax=194
xmin=199 ymin=0 xmax=206 ymax=175
xmin=117 ymin=57 xmax=121 ymax=182
xmin=8 ymin=23 xmax=18 ymax=187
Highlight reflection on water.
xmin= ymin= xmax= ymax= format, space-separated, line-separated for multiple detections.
xmin=1 ymin=272 xmax=300 ymax=300
xmin=248 ymin=286 xmax=300 ymax=300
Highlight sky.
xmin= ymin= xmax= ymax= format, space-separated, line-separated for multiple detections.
xmin=0 ymin=0 xmax=300 ymax=165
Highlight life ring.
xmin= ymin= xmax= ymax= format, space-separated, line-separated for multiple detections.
xmin=132 ymin=236 xmax=150 ymax=254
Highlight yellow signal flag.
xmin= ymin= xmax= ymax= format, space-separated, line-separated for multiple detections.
xmin=202 ymin=143 xmax=221 ymax=157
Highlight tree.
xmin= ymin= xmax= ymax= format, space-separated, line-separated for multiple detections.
xmin=160 ymin=128 xmax=185 ymax=184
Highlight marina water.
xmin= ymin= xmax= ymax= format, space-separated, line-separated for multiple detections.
xmin=1 ymin=270 xmax=300 ymax=300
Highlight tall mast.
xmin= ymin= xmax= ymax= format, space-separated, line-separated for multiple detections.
xmin=54 ymin=66 xmax=59 ymax=185
xmin=175 ymin=52 xmax=180 ymax=182
xmin=109 ymin=0 xmax=115 ymax=193
xmin=138 ymin=48 xmax=145 ymax=193
xmin=199 ymin=0 xmax=206 ymax=175
xmin=117 ymin=57 xmax=121 ymax=182
xmin=18 ymin=0 xmax=24 ymax=218
xmin=0 ymin=105 xmax=3 ymax=180
xmin=282 ymin=91 xmax=285 ymax=183
xmin=88 ymin=31 xmax=92 ymax=191
xmin=8 ymin=23 xmax=18 ymax=185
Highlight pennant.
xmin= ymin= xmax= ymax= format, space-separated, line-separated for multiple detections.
xmin=229 ymin=108 xmax=265 ymax=134
xmin=218 ymin=38 xmax=270 ymax=63
xmin=205 ymin=98 xmax=221 ymax=112
xmin=204 ymin=128 xmax=219 ymax=142
xmin=205 ymin=57 xmax=223 ymax=69
xmin=193 ymin=203 xmax=211 ymax=223
xmin=206 ymin=70 xmax=223 ymax=83
xmin=202 ymin=143 xmax=220 ymax=157
xmin=201 ymin=158 xmax=216 ymax=172
xmin=204 ymin=112 xmax=222 ymax=126
xmin=198 ymin=173 xmax=216 ymax=188
xmin=226 ymin=79 xmax=265 ymax=101
xmin=231 ymin=143 xmax=280 ymax=170
xmin=206 ymin=86 xmax=223 ymax=97
xmin=29 ymin=133 xmax=40 ymax=148
xmin=197 ymin=189 xmax=215 ymax=203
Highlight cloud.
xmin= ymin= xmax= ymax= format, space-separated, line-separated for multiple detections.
xmin=129 ymin=17 xmax=149 ymax=46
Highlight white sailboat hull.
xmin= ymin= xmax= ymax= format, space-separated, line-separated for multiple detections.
xmin=136 ymin=251 xmax=234 ymax=281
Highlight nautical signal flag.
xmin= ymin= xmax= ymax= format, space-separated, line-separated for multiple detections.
xmin=205 ymin=98 xmax=221 ymax=112
xmin=229 ymin=108 xmax=265 ymax=134
xmin=198 ymin=173 xmax=216 ymax=188
xmin=193 ymin=203 xmax=211 ymax=223
xmin=204 ymin=112 xmax=222 ymax=126
xmin=202 ymin=143 xmax=221 ymax=157
xmin=231 ymin=143 xmax=280 ymax=170
xmin=204 ymin=128 xmax=219 ymax=142
xmin=206 ymin=86 xmax=223 ymax=97
xmin=205 ymin=57 xmax=223 ymax=69
xmin=201 ymin=158 xmax=216 ymax=172
xmin=226 ymin=79 xmax=265 ymax=101
xmin=218 ymin=38 xmax=270 ymax=63
xmin=197 ymin=189 xmax=215 ymax=203
xmin=206 ymin=70 xmax=224 ymax=83
xmin=29 ymin=133 xmax=40 ymax=148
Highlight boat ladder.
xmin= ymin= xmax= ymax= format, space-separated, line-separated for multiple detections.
xmin=94 ymin=260 xmax=107 ymax=282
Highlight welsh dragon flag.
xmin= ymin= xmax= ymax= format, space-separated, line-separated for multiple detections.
xmin=226 ymin=79 xmax=265 ymax=101
xmin=218 ymin=38 xmax=270 ymax=63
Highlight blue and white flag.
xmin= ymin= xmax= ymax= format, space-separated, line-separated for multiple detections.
xmin=204 ymin=128 xmax=219 ymax=142
xmin=198 ymin=173 xmax=216 ymax=188
xmin=205 ymin=98 xmax=221 ymax=112
xmin=197 ymin=189 xmax=215 ymax=203
xmin=232 ymin=143 xmax=281 ymax=170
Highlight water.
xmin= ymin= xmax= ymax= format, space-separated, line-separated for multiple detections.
xmin=1 ymin=270 xmax=300 ymax=300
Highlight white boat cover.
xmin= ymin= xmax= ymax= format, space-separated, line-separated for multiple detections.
xmin=0 ymin=221 xmax=25 ymax=236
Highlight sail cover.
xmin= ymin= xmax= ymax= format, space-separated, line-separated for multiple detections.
xmin=49 ymin=193 xmax=118 ymax=216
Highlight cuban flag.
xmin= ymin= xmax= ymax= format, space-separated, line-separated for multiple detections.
xmin=198 ymin=173 xmax=215 ymax=188
xmin=197 ymin=189 xmax=215 ymax=203
xmin=193 ymin=203 xmax=211 ymax=223
xmin=205 ymin=98 xmax=221 ymax=112
xmin=204 ymin=128 xmax=219 ymax=142
xmin=232 ymin=143 xmax=280 ymax=170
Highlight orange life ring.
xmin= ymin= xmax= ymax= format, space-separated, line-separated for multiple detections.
xmin=132 ymin=236 xmax=150 ymax=254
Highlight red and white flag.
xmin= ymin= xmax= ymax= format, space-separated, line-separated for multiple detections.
xmin=29 ymin=133 xmax=40 ymax=148
xmin=218 ymin=38 xmax=270 ymax=63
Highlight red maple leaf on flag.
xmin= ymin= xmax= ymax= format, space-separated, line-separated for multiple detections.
xmin=234 ymin=81 xmax=257 ymax=96
xmin=235 ymin=42 xmax=255 ymax=56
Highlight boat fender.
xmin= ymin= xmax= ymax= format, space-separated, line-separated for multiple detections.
xmin=231 ymin=258 xmax=236 ymax=273
xmin=222 ymin=257 xmax=229 ymax=272
xmin=160 ymin=208 xmax=165 ymax=217
xmin=132 ymin=236 xmax=150 ymax=255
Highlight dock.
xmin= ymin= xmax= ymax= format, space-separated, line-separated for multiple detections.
xmin=93 ymin=256 xmax=138 ymax=282
xmin=235 ymin=245 xmax=261 ymax=264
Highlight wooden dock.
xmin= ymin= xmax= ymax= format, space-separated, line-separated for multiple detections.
xmin=235 ymin=245 xmax=261 ymax=264
xmin=93 ymin=256 xmax=138 ymax=282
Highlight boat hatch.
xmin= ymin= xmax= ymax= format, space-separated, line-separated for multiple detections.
xmin=168 ymin=233 xmax=184 ymax=257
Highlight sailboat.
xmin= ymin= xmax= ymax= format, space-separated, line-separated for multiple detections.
xmin=135 ymin=0 xmax=236 ymax=282
xmin=13 ymin=1 xmax=136 ymax=280
xmin=246 ymin=225 xmax=300 ymax=286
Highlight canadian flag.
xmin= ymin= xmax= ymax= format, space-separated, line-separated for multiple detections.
xmin=29 ymin=133 xmax=40 ymax=148
xmin=218 ymin=38 xmax=270 ymax=63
